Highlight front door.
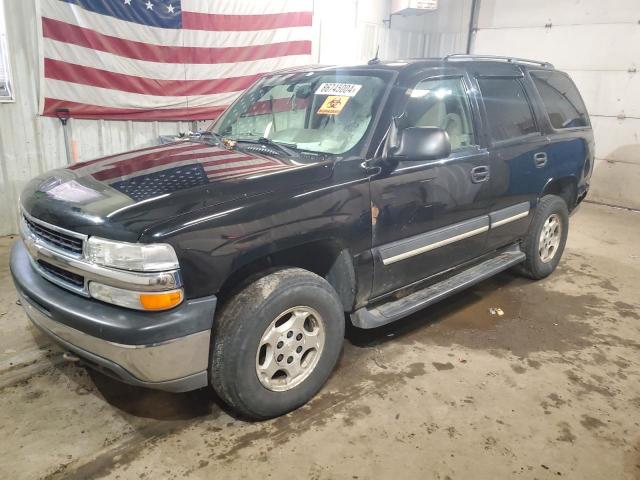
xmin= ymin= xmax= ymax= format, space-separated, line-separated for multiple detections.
xmin=370 ymin=72 xmax=493 ymax=298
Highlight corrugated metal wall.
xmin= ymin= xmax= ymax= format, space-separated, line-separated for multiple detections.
xmin=473 ymin=0 xmax=640 ymax=210
xmin=0 ymin=1 xmax=192 ymax=235
xmin=0 ymin=0 xmax=472 ymax=236
xmin=355 ymin=0 xmax=471 ymax=62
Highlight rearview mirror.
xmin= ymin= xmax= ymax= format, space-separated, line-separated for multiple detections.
xmin=389 ymin=127 xmax=451 ymax=162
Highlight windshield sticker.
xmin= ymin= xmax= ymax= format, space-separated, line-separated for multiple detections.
xmin=317 ymin=96 xmax=350 ymax=115
xmin=315 ymin=83 xmax=362 ymax=97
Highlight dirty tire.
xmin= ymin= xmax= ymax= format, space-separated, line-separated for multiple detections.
xmin=517 ymin=194 xmax=569 ymax=280
xmin=210 ymin=268 xmax=345 ymax=420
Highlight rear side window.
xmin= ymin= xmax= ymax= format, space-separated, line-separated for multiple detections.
xmin=477 ymin=78 xmax=538 ymax=142
xmin=531 ymin=71 xmax=589 ymax=129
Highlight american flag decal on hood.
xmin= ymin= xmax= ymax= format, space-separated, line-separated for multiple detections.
xmin=39 ymin=0 xmax=313 ymax=120
xmin=67 ymin=141 xmax=291 ymax=201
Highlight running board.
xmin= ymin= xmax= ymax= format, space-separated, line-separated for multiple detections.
xmin=351 ymin=245 xmax=526 ymax=329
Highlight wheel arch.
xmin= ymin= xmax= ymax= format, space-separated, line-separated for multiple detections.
xmin=540 ymin=175 xmax=578 ymax=211
xmin=216 ymin=239 xmax=357 ymax=313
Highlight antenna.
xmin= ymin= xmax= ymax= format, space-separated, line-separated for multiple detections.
xmin=368 ymin=46 xmax=381 ymax=65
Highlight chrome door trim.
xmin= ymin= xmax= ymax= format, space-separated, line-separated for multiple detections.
xmin=490 ymin=202 xmax=530 ymax=228
xmin=377 ymin=201 xmax=531 ymax=265
xmin=379 ymin=216 xmax=490 ymax=266
xmin=492 ymin=211 xmax=529 ymax=228
xmin=382 ymin=225 xmax=489 ymax=265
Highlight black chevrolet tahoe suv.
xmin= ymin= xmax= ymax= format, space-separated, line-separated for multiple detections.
xmin=11 ymin=55 xmax=593 ymax=419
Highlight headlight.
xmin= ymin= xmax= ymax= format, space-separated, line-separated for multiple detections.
xmin=89 ymin=282 xmax=184 ymax=311
xmin=85 ymin=237 xmax=179 ymax=272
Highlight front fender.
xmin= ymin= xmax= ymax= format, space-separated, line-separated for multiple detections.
xmin=144 ymin=175 xmax=372 ymax=300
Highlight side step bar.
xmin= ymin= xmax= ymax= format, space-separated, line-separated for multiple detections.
xmin=351 ymin=245 xmax=526 ymax=329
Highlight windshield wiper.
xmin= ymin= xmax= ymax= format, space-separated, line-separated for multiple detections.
xmin=233 ymin=137 xmax=300 ymax=158
xmin=198 ymin=131 xmax=223 ymax=143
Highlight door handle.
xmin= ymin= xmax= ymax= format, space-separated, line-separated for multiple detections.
xmin=471 ymin=165 xmax=490 ymax=183
xmin=534 ymin=152 xmax=548 ymax=168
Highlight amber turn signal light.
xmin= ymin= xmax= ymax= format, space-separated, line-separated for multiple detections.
xmin=139 ymin=290 xmax=184 ymax=311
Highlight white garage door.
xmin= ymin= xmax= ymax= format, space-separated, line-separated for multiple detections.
xmin=472 ymin=0 xmax=640 ymax=209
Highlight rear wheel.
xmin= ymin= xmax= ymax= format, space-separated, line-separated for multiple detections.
xmin=210 ymin=268 xmax=344 ymax=420
xmin=517 ymin=194 xmax=569 ymax=279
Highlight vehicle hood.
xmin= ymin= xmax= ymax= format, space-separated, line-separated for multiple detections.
xmin=20 ymin=141 xmax=334 ymax=242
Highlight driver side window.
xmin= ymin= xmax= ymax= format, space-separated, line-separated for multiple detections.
xmin=405 ymin=78 xmax=475 ymax=151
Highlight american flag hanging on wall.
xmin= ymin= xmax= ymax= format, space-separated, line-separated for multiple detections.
xmin=39 ymin=0 xmax=314 ymax=120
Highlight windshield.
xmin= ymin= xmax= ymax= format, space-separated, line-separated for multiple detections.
xmin=210 ymin=71 xmax=388 ymax=155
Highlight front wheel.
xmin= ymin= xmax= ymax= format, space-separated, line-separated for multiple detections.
xmin=517 ymin=194 xmax=569 ymax=280
xmin=210 ymin=268 xmax=345 ymax=420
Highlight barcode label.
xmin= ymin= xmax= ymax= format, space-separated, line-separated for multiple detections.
xmin=315 ymin=83 xmax=362 ymax=97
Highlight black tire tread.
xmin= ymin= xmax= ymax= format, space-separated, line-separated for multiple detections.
xmin=210 ymin=268 xmax=343 ymax=419
xmin=518 ymin=194 xmax=569 ymax=280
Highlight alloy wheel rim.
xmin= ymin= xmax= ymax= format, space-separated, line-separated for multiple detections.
xmin=255 ymin=306 xmax=325 ymax=392
xmin=538 ymin=213 xmax=562 ymax=263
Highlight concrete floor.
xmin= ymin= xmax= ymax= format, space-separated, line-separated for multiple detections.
xmin=0 ymin=202 xmax=639 ymax=480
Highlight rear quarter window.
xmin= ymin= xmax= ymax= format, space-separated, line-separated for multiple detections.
xmin=531 ymin=70 xmax=590 ymax=130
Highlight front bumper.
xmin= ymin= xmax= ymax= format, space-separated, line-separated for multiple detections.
xmin=10 ymin=240 xmax=217 ymax=392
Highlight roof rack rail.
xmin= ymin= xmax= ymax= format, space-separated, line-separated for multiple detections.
xmin=443 ymin=54 xmax=554 ymax=69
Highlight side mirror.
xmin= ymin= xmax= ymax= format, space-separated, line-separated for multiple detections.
xmin=389 ymin=127 xmax=451 ymax=162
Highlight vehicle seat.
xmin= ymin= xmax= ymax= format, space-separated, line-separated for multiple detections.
xmin=548 ymin=112 xmax=564 ymax=129
xmin=441 ymin=112 xmax=461 ymax=149
xmin=416 ymin=100 xmax=445 ymax=130
xmin=417 ymin=105 xmax=465 ymax=150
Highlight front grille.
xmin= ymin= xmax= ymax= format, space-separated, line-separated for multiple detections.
xmin=37 ymin=260 xmax=85 ymax=288
xmin=24 ymin=216 xmax=84 ymax=255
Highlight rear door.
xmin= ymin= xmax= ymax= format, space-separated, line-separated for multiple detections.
xmin=369 ymin=68 xmax=493 ymax=298
xmin=471 ymin=64 xmax=550 ymax=251
xmin=528 ymin=69 xmax=594 ymax=200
